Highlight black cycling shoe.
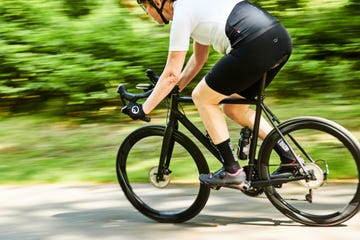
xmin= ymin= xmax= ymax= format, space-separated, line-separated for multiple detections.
xmin=199 ymin=168 xmax=247 ymax=190
xmin=270 ymin=160 xmax=299 ymax=178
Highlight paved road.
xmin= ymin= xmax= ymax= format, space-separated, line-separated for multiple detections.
xmin=1 ymin=184 xmax=359 ymax=240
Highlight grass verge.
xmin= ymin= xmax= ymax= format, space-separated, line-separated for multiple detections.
xmin=0 ymin=99 xmax=359 ymax=184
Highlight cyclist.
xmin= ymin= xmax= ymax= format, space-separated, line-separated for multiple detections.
xmin=122 ymin=0 xmax=294 ymax=189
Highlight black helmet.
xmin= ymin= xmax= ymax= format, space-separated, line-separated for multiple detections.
xmin=136 ymin=0 xmax=169 ymax=24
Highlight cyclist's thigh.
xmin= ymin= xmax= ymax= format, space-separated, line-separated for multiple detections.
xmin=205 ymin=24 xmax=292 ymax=97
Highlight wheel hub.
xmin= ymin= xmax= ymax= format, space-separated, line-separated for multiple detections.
xmin=298 ymin=163 xmax=325 ymax=189
xmin=148 ymin=166 xmax=171 ymax=188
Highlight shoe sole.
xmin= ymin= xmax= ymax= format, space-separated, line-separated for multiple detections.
xmin=200 ymin=181 xmax=249 ymax=191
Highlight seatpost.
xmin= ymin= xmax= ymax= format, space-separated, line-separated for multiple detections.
xmin=248 ymin=73 xmax=267 ymax=169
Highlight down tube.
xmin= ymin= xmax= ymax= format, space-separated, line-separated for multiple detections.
xmin=174 ymin=110 xmax=223 ymax=164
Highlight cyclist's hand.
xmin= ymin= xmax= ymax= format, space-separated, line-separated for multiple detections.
xmin=122 ymin=102 xmax=149 ymax=122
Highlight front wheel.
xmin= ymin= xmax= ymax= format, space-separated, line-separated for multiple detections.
xmin=116 ymin=125 xmax=210 ymax=223
xmin=259 ymin=117 xmax=360 ymax=226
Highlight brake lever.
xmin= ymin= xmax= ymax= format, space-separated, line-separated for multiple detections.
xmin=140 ymin=116 xmax=151 ymax=122
xmin=120 ymin=95 xmax=126 ymax=106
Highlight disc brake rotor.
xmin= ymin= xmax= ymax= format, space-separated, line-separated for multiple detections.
xmin=298 ymin=163 xmax=325 ymax=189
xmin=148 ymin=166 xmax=171 ymax=188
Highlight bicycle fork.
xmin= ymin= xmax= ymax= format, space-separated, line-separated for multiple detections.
xmin=155 ymin=92 xmax=181 ymax=183
xmin=156 ymin=120 xmax=176 ymax=182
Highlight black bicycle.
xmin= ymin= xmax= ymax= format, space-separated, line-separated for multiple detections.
xmin=116 ymin=69 xmax=360 ymax=226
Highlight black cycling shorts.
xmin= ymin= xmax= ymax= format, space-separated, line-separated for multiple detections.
xmin=205 ymin=1 xmax=292 ymax=99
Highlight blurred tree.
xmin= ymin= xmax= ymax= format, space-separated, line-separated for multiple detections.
xmin=0 ymin=0 xmax=168 ymax=117
xmin=0 ymin=0 xmax=358 ymax=118
xmin=63 ymin=0 xmax=97 ymax=18
xmin=251 ymin=0 xmax=360 ymax=100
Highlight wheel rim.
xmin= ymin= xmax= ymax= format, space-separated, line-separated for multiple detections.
xmin=116 ymin=126 xmax=210 ymax=222
xmin=260 ymin=119 xmax=360 ymax=225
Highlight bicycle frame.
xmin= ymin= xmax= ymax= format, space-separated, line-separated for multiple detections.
xmin=117 ymin=70 xmax=360 ymax=225
xmin=155 ymin=73 xmax=310 ymax=187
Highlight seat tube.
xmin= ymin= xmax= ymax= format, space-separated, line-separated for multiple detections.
xmin=248 ymin=73 xmax=267 ymax=165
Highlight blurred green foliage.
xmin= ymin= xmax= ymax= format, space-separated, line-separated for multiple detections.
xmin=0 ymin=0 xmax=359 ymax=118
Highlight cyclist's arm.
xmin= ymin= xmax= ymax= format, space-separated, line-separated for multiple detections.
xmin=178 ymin=42 xmax=210 ymax=92
xmin=142 ymin=51 xmax=187 ymax=114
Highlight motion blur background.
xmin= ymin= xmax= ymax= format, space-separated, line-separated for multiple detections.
xmin=0 ymin=0 xmax=359 ymax=183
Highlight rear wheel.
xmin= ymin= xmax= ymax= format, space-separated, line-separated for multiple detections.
xmin=259 ymin=117 xmax=360 ymax=226
xmin=116 ymin=125 xmax=210 ymax=223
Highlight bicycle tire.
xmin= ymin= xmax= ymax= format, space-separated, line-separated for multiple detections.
xmin=258 ymin=116 xmax=360 ymax=226
xmin=116 ymin=125 xmax=210 ymax=223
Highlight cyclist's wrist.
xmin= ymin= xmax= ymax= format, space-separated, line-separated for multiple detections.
xmin=142 ymin=102 xmax=151 ymax=115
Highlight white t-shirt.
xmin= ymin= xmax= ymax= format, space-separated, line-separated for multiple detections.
xmin=169 ymin=0 xmax=244 ymax=54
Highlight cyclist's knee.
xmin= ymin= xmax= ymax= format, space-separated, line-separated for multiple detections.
xmin=192 ymin=81 xmax=209 ymax=106
xmin=192 ymin=80 xmax=227 ymax=106
xmin=191 ymin=86 xmax=201 ymax=106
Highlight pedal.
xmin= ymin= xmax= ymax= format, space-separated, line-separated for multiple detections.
xmin=200 ymin=181 xmax=222 ymax=190
xmin=227 ymin=181 xmax=250 ymax=191
xmin=243 ymin=181 xmax=250 ymax=191
xmin=210 ymin=185 xmax=222 ymax=190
